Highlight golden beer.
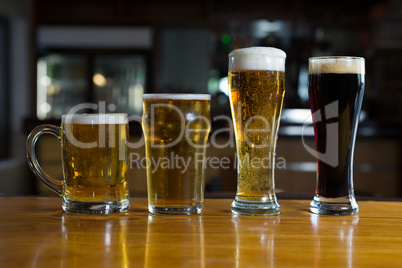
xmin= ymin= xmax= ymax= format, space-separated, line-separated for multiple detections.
xmin=142 ymin=94 xmax=211 ymax=215
xmin=61 ymin=114 xmax=130 ymax=212
xmin=228 ymin=47 xmax=286 ymax=215
xmin=26 ymin=113 xmax=130 ymax=214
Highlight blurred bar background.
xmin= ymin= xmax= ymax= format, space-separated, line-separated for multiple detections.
xmin=0 ymin=0 xmax=401 ymax=199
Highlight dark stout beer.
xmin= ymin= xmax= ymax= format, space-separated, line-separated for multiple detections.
xmin=308 ymin=57 xmax=365 ymax=201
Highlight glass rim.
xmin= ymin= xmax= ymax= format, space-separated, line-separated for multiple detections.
xmin=143 ymin=93 xmax=211 ymax=101
xmin=309 ymin=56 xmax=365 ymax=61
xmin=62 ymin=113 xmax=128 ymax=124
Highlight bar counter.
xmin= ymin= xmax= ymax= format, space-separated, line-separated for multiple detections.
xmin=1 ymin=197 xmax=401 ymax=267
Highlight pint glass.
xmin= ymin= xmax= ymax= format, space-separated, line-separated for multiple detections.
xmin=26 ymin=113 xmax=130 ymax=214
xmin=228 ymin=47 xmax=286 ymax=216
xmin=142 ymin=94 xmax=211 ymax=215
xmin=308 ymin=57 xmax=365 ymax=215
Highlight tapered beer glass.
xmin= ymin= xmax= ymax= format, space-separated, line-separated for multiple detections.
xmin=228 ymin=47 xmax=286 ymax=216
xmin=308 ymin=57 xmax=365 ymax=215
xmin=142 ymin=94 xmax=211 ymax=215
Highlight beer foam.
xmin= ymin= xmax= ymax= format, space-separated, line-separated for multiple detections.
xmin=143 ymin=94 xmax=211 ymax=101
xmin=62 ymin=114 xmax=128 ymax=124
xmin=229 ymin=47 xmax=286 ymax=71
xmin=309 ymin=57 xmax=365 ymax=74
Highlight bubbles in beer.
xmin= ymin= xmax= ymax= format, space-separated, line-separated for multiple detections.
xmin=61 ymin=121 xmax=129 ymax=203
xmin=142 ymin=95 xmax=211 ymax=211
xmin=228 ymin=47 xmax=286 ymax=202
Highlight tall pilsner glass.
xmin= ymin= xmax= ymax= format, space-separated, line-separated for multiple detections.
xmin=228 ymin=47 xmax=286 ymax=216
xmin=308 ymin=57 xmax=365 ymax=215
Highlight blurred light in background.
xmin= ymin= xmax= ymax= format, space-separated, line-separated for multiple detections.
xmin=297 ymin=66 xmax=309 ymax=103
xmin=221 ymin=34 xmax=231 ymax=44
xmin=93 ymin=73 xmax=107 ymax=87
xmin=37 ymin=59 xmax=48 ymax=119
xmin=219 ymin=77 xmax=228 ymax=95
xmin=129 ymin=84 xmax=144 ymax=114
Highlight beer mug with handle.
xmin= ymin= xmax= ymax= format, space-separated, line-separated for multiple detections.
xmin=26 ymin=113 xmax=131 ymax=214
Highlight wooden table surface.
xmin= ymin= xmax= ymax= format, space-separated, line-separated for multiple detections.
xmin=0 ymin=197 xmax=401 ymax=267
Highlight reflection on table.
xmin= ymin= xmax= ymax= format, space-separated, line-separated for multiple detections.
xmin=0 ymin=198 xmax=402 ymax=267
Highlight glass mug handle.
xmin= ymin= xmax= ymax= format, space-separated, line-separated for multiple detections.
xmin=26 ymin=124 xmax=63 ymax=196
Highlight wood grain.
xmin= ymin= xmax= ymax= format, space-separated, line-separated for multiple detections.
xmin=0 ymin=197 xmax=401 ymax=267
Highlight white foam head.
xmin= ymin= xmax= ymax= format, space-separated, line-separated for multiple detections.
xmin=143 ymin=94 xmax=211 ymax=101
xmin=62 ymin=113 xmax=128 ymax=124
xmin=309 ymin=57 xmax=365 ymax=75
xmin=229 ymin=47 xmax=286 ymax=71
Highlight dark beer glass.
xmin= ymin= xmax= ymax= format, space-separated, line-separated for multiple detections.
xmin=308 ymin=57 xmax=365 ymax=215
